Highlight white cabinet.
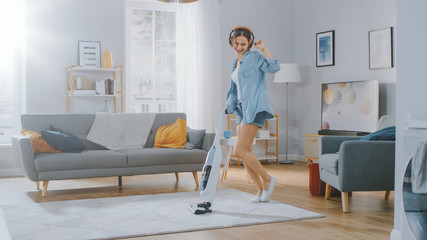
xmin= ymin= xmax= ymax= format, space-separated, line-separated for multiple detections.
xmin=66 ymin=65 xmax=123 ymax=113
xmin=226 ymin=115 xmax=279 ymax=165
xmin=304 ymin=134 xmax=321 ymax=161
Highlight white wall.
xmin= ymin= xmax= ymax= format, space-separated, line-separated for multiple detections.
xmin=293 ymin=0 xmax=396 ymax=157
xmin=219 ymin=0 xmax=295 ymax=159
xmin=25 ymin=0 xmax=125 ymax=113
xmin=394 ymin=1 xmax=427 ymax=239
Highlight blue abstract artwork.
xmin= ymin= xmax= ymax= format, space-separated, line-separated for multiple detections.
xmin=316 ymin=30 xmax=334 ymax=67
xmin=319 ymin=36 xmax=331 ymax=63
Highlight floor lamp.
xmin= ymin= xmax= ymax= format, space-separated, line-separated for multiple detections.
xmin=273 ymin=64 xmax=301 ymax=164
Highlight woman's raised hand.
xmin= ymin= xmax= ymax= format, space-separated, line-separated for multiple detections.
xmin=253 ymin=40 xmax=265 ymax=50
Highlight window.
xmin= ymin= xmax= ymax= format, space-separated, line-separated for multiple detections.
xmin=127 ymin=2 xmax=177 ymax=113
xmin=0 ymin=1 xmax=24 ymax=144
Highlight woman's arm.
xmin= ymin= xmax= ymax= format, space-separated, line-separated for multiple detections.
xmin=254 ymin=40 xmax=273 ymax=59
xmin=253 ymin=40 xmax=280 ymax=73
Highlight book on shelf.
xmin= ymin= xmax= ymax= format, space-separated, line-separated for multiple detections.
xmin=96 ymin=79 xmax=115 ymax=95
xmin=71 ymin=90 xmax=97 ymax=95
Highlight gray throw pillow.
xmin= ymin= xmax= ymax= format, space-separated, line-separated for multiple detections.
xmin=184 ymin=127 xmax=206 ymax=149
xmin=41 ymin=127 xmax=86 ymax=153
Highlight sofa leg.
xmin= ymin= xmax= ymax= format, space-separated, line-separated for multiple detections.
xmin=385 ymin=191 xmax=391 ymax=200
xmin=118 ymin=176 xmax=122 ymax=187
xmin=175 ymin=173 xmax=179 ymax=181
xmin=36 ymin=181 xmax=40 ymax=190
xmin=42 ymin=181 xmax=49 ymax=198
xmin=325 ymin=184 xmax=332 ymax=200
xmin=341 ymin=192 xmax=349 ymax=213
xmin=192 ymin=172 xmax=199 ymax=186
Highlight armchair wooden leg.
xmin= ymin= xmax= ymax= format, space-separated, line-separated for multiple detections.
xmin=36 ymin=181 xmax=40 ymax=190
xmin=341 ymin=192 xmax=349 ymax=213
xmin=192 ymin=171 xmax=199 ymax=186
xmin=325 ymin=184 xmax=332 ymax=200
xmin=42 ymin=181 xmax=49 ymax=198
xmin=385 ymin=191 xmax=391 ymax=200
xmin=175 ymin=173 xmax=179 ymax=181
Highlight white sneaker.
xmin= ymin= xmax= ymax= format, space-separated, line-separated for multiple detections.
xmin=261 ymin=176 xmax=277 ymax=202
xmin=249 ymin=195 xmax=261 ymax=203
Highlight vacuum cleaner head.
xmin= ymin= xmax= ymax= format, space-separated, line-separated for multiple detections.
xmin=188 ymin=202 xmax=212 ymax=214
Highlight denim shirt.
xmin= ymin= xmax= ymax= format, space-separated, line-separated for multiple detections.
xmin=226 ymin=51 xmax=281 ymax=124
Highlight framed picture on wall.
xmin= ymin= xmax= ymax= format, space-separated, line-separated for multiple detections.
xmin=316 ymin=30 xmax=335 ymax=67
xmin=369 ymin=27 xmax=393 ymax=69
xmin=78 ymin=41 xmax=101 ymax=68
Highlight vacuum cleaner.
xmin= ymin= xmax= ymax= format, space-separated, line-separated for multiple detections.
xmin=189 ymin=108 xmax=226 ymax=214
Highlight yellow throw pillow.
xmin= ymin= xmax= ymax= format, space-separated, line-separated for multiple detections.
xmin=153 ymin=118 xmax=187 ymax=149
xmin=21 ymin=130 xmax=59 ymax=153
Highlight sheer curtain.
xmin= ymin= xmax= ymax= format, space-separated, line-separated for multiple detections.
xmin=176 ymin=0 xmax=222 ymax=132
xmin=0 ymin=0 xmax=25 ymax=143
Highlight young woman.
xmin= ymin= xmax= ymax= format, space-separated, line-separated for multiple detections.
xmin=225 ymin=26 xmax=281 ymax=202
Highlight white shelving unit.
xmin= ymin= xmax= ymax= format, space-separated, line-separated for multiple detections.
xmin=227 ymin=114 xmax=279 ymax=165
xmin=66 ymin=65 xmax=123 ymax=113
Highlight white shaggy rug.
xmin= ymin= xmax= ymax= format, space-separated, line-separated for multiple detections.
xmin=1 ymin=189 xmax=323 ymax=240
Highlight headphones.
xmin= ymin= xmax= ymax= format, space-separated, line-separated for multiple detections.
xmin=229 ymin=26 xmax=255 ymax=48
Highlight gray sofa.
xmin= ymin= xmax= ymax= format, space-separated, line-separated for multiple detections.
xmin=12 ymin=113 xmax=214 ymax=197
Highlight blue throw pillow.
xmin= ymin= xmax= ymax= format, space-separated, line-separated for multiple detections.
xmin=360 ymin=126 xmax=396 ymax=141
xmin=184 ymin=127 xmax=206 ymax=149
xmin=41 ymin=130 xmax=86 ymax=153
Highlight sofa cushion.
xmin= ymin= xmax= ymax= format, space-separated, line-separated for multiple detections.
xmin=41 ymin=130 xmax=86 ymax=153
xmin=34 ymin=150 xmax=128 ymax=172
xmin=185 ymin=127 xmax=206 ymax=149
xmin=153 ymin=118 xmax=187 ymax=149
xmin=21 ymin=130 xmax=59 ymax=153
xmin=319 ymin=153 xmax=339 ymax=175
xmin=119 ymin=148 xmax=207 ymax=167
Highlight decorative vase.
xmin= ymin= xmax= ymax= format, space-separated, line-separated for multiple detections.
xmin=100 ymin=99 xmax=111 ymax=113
xmin=102 ymin=49 xmax=113 ymax=68
xmin=74 ymin=75 xmax=88 ymax=90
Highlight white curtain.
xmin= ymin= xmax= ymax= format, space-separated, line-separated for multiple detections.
xmin=0 ymin=0 xmax=24 ymax=143
xmin=176 ymin=0 xmax=222 ymax=132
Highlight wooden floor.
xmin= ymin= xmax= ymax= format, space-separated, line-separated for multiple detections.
xmin=0 ymin=161 xmax=394 ymax=240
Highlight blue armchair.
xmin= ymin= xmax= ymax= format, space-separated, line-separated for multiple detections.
xmin=319 ymin=115 xmax=395 ymax=212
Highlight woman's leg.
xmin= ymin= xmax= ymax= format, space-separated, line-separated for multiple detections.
xmin=234 ymin=123 xmax=272 ymax=189
xmin=236 ymin=124 xmax=263 ymax=196
xmin=246 ymin=166 xmax=264 ymax=196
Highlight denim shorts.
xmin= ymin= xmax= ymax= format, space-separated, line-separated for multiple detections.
xmin=235 ymin=102 xmax=266 ymax=128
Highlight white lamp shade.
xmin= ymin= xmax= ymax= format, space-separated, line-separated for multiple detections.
xmin=274 ymin=63 xmax=301 ymax=83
